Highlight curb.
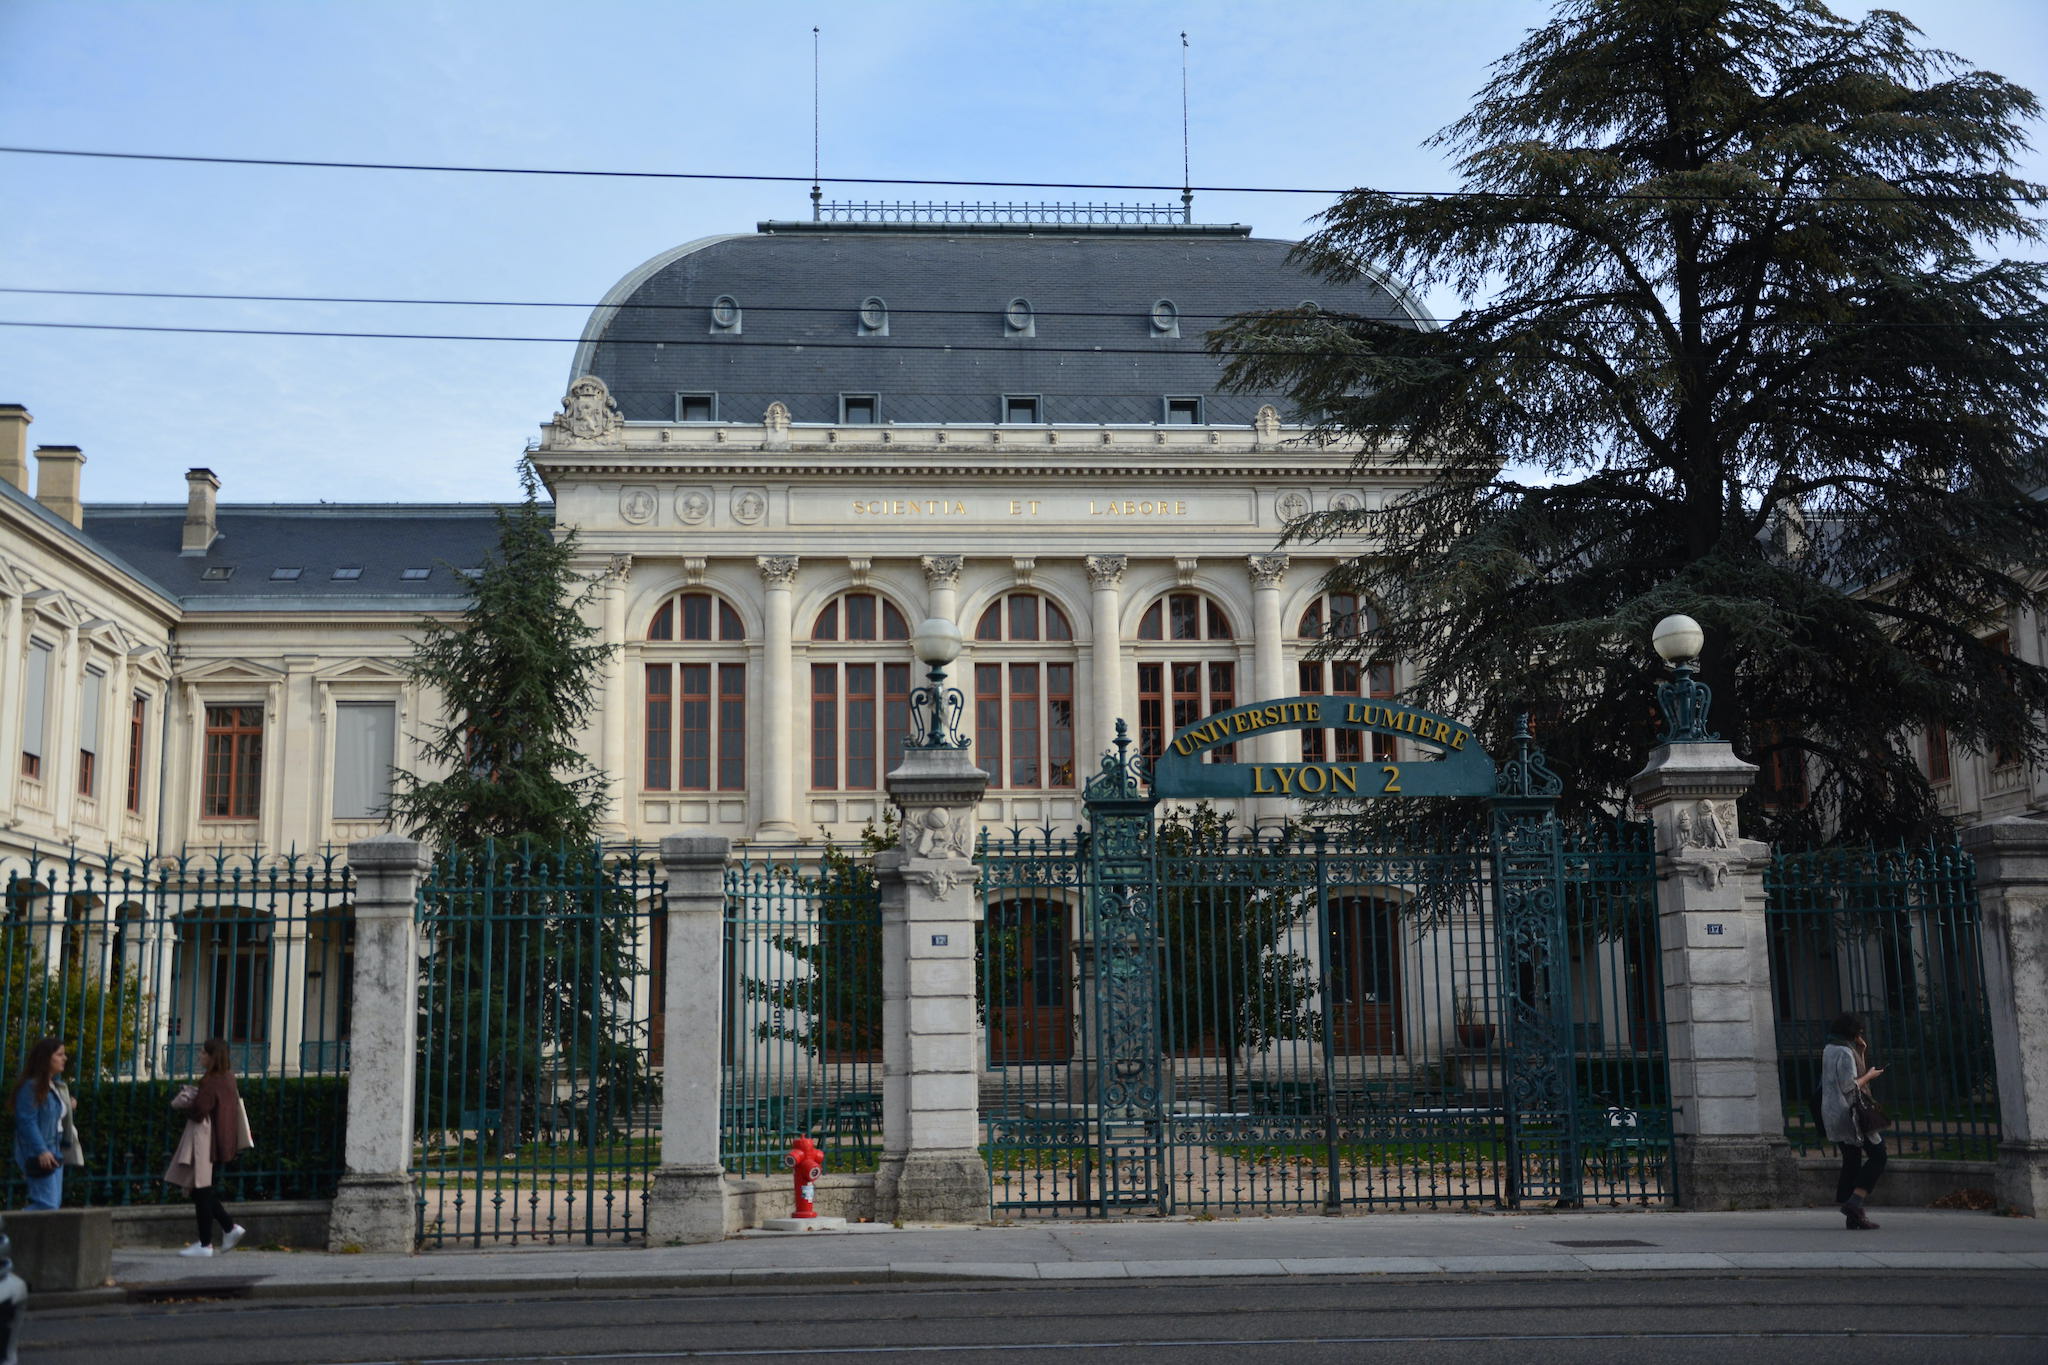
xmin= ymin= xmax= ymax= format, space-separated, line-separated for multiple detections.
xmin=33 ymin=1247 xmax=2048 ymax=1310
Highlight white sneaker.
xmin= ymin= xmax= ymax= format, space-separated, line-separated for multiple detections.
xmin=178 ymin=1243 xmax=214 ymax=1258
xmin=220 ymin=1225 xmax=247 ymax=1252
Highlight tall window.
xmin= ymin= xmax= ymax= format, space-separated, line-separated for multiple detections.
xmin=78 ymin=667 xmax=104 ymax=797
xmin=1298 ymin=593 xmax=1395 ymax=762
xmin=1925 ymin=721 xmax=1952 ymax=785
xmin=1988 ymin=630 xmax=2021 ymax=769
xmin=974 ymin=593 xmax=1078 ymax=789
xmin=202 ymin=705 xmax=264 ymax=820
xmin=1135 ymin=592 xmax=1237 ymax=762
xmin=810 ymin=591 xmax=913 ymax=790
xmin=20 ymin=638 xmax=51 ymax=780
xmin=333 ymin=702 xmax=397 ymax=819
xmin=126 ymin=694 xmax=148 ymax=814
xmin=643 ymin=591 xmax=747 ymax=792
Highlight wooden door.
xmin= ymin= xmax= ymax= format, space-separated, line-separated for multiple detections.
xmin=989 ymin=898 xmax=1072 ymax=1064
xmin=1331 ymin=898 xmax=1403 ymax=1054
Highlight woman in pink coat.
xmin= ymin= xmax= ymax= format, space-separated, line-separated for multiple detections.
xmin=165 ymin=1038 xmax=254 ymax=1257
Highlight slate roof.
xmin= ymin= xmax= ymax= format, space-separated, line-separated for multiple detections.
xmin=80 ymin=504 xmax=511 ymax=611
xmin=574 ymin=223 xmax=1425 ymax=426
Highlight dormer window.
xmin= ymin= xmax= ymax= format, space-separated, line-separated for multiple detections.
xmin=709 ymin=295 xmax=741 ymax=334
xmin=840 ymin=394 xmax=879 ymax=425
xmin=1151 ymin=299 xmax=1180 ymax=337
xmin=1003 ymin=395 xmax=1042 ymax=424
xmin=857 ymin=297 xmax=888 ymax=336
xmin=1164 ymin=397 xmax=1203 ymax=424
xmin=270 ymin=567 xmax=302 ymax=581
xmin=1004 ymin=298 xmax=1035 ymax=338
xmin=676 ymin=392 xmax=716 ymax=422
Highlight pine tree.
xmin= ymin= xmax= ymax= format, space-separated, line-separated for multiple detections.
xmin=1214 ymin=0 xmax=2048 ymax=842
xmin=392 ymin=461 xmax=637 ymax=1154
xmin=389 ymin=460 xmax=611 ymax=852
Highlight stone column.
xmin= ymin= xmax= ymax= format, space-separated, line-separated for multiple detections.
xmin=920 ymin=554 xmax=963 ymax=624
xmin=1961 ymin=817 xmax=2048 ymax=1215
xmin=599 ymin=555 xmax=632 ymax=836
xmin=1248 ymin=554 xmax=1290 ymax=821
xmin=329 ymin=834 xmax=430 ymax=1252
xmin=646 ymin=834 xmax=732 ymax=1243
xmin=757 ymin=556 xmax=800 ymax=836
xmin=875 ymin=743 xmax=990 ymax=1223
xmin=1085 ymin=555 xmax=1127 ymax=760
xmin=1629 ymin=743 xmax=1794 ymax=1208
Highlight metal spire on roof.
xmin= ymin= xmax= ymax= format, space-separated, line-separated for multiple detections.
xmin=811 ymin=26 xmax=823 ymax=222
xmin=1180 ymin=32 xmax=1193 ymax=223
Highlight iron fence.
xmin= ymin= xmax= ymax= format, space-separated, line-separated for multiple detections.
xmin=977 ymin=816 xmax=1670 ymax=1217
xmin=1 ymin=846 xmax=355 ymax=1208
xmin=815 ymin=200 xmax=1191 ymax=225
xmin=412 ymin=842 xmax=663 ymax=1247
xmin=720 ymin=846 xmax=883 ymax=1178
xmin=1767 ymin=841 xmax=1998 ymax=1162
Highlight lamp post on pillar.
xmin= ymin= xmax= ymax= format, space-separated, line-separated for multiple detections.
xmin=874 ymin=616 xmax=990 ymax=1223
xmin=1629 ymin=616 xmax=1795 ymax=1208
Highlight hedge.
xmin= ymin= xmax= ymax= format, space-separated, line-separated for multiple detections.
xmin=2 ymin=1074 xmax=349 ymax=1208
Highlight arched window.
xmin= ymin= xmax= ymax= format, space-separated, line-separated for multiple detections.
xmin=643 ymin=591 xmax=748 ymax=792
xmin=1298 ymin=593 xmax=1394 ymax=763
xmin=1135 ymin=592 xmax=1237 ymax=762
xmin=810 ymin=591 xmax=914 ymax=791
xmin=973 ymin=593 xmax=1078 ymax=789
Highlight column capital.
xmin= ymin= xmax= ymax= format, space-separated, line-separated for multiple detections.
xmin=756 ymin=554 xmax=800 ymax=587
xmin=1247 ymin=553 xmax=1289 ymax=590
xmin=1085 ymin=554 xmax=1128 ymax=590
xmin=920 ymin=554 xmax=964 ymax=590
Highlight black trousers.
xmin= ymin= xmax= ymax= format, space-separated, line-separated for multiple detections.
xmin=193 ymin=1184 xmax=234 ymax=1244
xmin=1835 ymin=1141 xmax=1886 ymax=1204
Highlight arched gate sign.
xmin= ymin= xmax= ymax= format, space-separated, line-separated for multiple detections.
xmin=1150 ymin=696 xmax=1495 ymax=800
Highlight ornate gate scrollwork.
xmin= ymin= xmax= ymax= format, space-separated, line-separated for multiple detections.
xmin=1489 ymin=716 xmax=1580 ymax=1206
xmin=1080 ymin=721 xmax=1166 ymax=1211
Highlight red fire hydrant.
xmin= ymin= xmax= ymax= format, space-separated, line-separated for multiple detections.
xmin=789 ymin=1136 xmax=823 ymax=1220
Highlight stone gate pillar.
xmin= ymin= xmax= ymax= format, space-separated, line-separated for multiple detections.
xmin=1627 ymin=619 xmax=1794 ymax=1208
xmin=646 ymin=834 xmax=732 ymax=1244
xmin=876 ymin=743 xmax=990 ymax=1223
xmin=1961 ymin=817 xmax=2048 ymax=1215
xmin=329 ymin=834 xmax=429 ymax=1252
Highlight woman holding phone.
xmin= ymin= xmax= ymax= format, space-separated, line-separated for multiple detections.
xmin=1821 ymin=1013 xmax=1886 ymax=1230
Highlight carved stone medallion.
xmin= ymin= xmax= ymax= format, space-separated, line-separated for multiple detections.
xmin=676 ymin=489 xmax=712 ymax=525
xmin=619 ymin=487 xmax=656 ymax=525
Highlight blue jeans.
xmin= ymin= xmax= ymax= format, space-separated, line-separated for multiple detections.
xmin=20 ymin=1163 xmax=62 ymax=1209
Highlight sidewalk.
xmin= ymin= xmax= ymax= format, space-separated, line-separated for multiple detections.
xmin=38 ymin=1207 xmax=2048 ymax=1308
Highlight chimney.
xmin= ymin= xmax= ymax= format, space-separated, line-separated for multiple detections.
xmin=0 ymin=405 xmax=28 ymax=490
xmin=33 ymin=445 xmax=85 ymax=528
xmin=182 ymin=467 xmax=221 ymax=556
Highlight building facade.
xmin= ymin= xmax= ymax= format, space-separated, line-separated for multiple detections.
xmin=2 ymin=212 xmax=2042 ymax=1093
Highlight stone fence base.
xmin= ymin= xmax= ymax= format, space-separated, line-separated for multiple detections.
xmin=1787 ymin=1158 xmax=1999 ymax=1209
xmin=108 ymin=1199 xmax=332 ymax=1251
xmin=724 ymin=1173 xmax=877 ymax=1233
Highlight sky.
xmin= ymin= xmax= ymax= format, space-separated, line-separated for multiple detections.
xmin=1 ymin=0 xmax=2044 ymax=507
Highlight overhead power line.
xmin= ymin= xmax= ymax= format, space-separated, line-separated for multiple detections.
xmin=1 ymin=144 xmax=2040 ymax=205
xmin=2 ymin=286 xmax=2038 ymax=331
xmin=4 ymin=317 xmax=2035 ymax=356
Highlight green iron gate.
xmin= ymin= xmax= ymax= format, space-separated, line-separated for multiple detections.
xmin=979 ymin=721 xmax=1671 ymax=1216
xmin=412 ymin=842 xmax=663 ymax=1246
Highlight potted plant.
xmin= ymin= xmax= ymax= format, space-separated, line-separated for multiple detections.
xmin=1455 ymin=995 xmax=1492 ymax=1050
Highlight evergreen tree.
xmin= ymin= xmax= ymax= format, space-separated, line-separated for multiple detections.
xmin=1214 ymin=0 xmax=2048 ymax=842
xmin=391 ymin=461 xmax=638 ymax=1154
xmin=389 ymin=460 xmax=611 ymax=852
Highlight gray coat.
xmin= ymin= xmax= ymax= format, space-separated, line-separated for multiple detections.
xmin=1821 ymin=1041 xmax=1879 ymax=1146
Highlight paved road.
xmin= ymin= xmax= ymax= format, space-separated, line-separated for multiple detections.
xmin=22 ymin=1272 xmax=2048 ymax=1364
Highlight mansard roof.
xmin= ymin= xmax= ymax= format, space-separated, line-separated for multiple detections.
xmin=81 ymin=504 xmax=511 ymax=611
xmin=572 ymin=221 xmax=1426 ymax=427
